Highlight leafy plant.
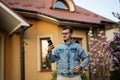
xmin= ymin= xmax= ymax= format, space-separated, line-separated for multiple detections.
xmin=106 ymin=31 xmax=120 ymax=80
xmin=80 ymin=72 xmax=87 ymax=80
xmin=52 ymin=71 xmax=57 ymax=80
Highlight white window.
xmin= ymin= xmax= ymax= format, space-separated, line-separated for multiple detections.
xmin=54 ymin=0 xmax=68 ymax=10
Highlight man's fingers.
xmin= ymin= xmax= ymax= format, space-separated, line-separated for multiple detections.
xmin=48 ymin=45 xmax=54 ymax=52
xmin=50 ymin=45 xmax=54 ymax=49
xmin=73 ymin=66 xmax=81 ymax=73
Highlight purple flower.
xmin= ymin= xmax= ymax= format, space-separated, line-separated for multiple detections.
xmin=96 ymin=59 xmax=100 ymax=62
xmin=88 ymin=41 xmax=94 ymax=45
xmin=92 ymin=71 xmax=96 ymax=74
xmin=88 ymin=33 xmax=93 ymax=37
xmin=98 ymin=34 xmax=102 ymax=37
xmin=94 ymin=38 xmax=98 ymax=41
xmin=100 ymin=63 xmax=105 ymax=67
xmin=90 ymin=38 xmax=94 ymax=41
xmin=115 ymin=52 xmax=120 ymax=56
xmin=89 ymin=30 xmax=92 ymax=34
xmin=102 ymin=36 xmax=107 ymax=39
xmin=100 ymin=31 xmax=104 ymax=34
xmin=113 ymin=57 xmax=119 ymax=64
xmin=92 ymin=69 xmax=97 ymax=74
xmin=116 ymin=32 xmax=120 ymax=37
xmin=100 ymin=43 xmax=104 ymax=46
xmin=116 ymin=45 xmax=120 ymax=48
xmin=106 ymin=44 xmax=110 ymax=49
xmin=93 ymin=69 xmax=97 ymax=72
xmin=113 ymin=35 xmax=117 ymax=40
xmin=90 ymin=62 xmax=96 ymax=67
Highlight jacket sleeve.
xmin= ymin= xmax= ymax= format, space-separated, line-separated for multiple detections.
xmin=47 ymin=47 xmax=60 ymax=63
xmin=79 ymin=46 xmax=90 ymax=68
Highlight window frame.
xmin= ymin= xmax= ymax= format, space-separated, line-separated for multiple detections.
xmin=37 ymin=35 xmax=53 ymax=72
xmin=40 ymin=38 xmax=52 ymax=72
xmin=72 ymin=37 xmax=83 ymax=46
xmin=53 ymin=0 xmax=69 ymax=10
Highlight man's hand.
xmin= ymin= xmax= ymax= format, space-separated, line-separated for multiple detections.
xmin=48 ymin=44 xmax=54 ymax=53
xmin=73 ymin=66 xmax=82 ymax=73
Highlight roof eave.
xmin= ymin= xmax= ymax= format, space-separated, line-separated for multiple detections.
xmin=15 ymin=9 xmax=105 ymax=29
xmin=100 ymin=20 xmax=117 ymax=25
xmin=13 ymin=8 xmax=115 ymax=27
xmin=0 ymin=1 xmax=31 ymax=35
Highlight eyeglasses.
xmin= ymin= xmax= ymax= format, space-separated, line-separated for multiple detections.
xmin=62 ymin=32 xmax=70 ymax=35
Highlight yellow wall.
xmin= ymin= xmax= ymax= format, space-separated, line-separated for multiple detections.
xmin=73 ymin=28 xmax=87 ymax=50
xmin=106 ymin=27 xmax=119 ymax=41
xmin=4 ymin=18 xmax=88 ymax=80
xmin=23 ymin=19 xmax=88 ymax=80
xmin=5 ymin=34 xmax=20 ymax=80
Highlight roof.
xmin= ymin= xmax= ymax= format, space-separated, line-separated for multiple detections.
xmin=2 ymin=0 xmax=115 ymax=24
xmin=0 ymin=0 xmax=30 ymax=35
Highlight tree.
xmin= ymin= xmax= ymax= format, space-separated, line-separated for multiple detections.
xmin=107 ymin=31 xmax=120 ymax=80
xmin=109 ymin=1 xmax=120 ymax=79
xmin=112 ymin=0 xmax=120 ymax=20
xmin=88 ymin=30 xmax=110 ymax=80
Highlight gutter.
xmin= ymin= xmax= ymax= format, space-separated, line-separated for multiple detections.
xmin=20 ymin=25 xmax=32 ymax=80
xmin=0 ymin=1 xmax=32 ymax=80
xmin=13 ymin=8 xmax=103 ymax=26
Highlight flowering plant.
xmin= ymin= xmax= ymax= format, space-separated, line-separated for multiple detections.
xmin=88 ymin=30 xmax=110 ymax=80
xmin=106 ymin=31 xmax=120 ymax=74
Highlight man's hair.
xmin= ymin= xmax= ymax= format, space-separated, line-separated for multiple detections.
xmin=62 ymin=26 xmax=73 ymax=33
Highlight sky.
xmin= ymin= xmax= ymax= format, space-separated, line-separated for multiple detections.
xmin=74 ymin=0 xmax=120 ymax=22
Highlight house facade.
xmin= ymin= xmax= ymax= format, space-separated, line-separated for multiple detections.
xmin=105 ymin=22 xmax=120 ymax=41
xmin=1 ymin=0 xmax=116 ymax=80
xmin=0 ymin=1 xmax=30 ymax=80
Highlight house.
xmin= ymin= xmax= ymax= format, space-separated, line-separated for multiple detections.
xmin=0 ymin=1 xmax=31 ymax=80
xmin=105 ymin=21 xmax=120 ymax=41
xmin=0 ymin=0 xmax=116 ymax=80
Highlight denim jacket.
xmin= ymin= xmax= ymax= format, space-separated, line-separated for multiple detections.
xmin=47 ymin=41 xmax=90 ymax=77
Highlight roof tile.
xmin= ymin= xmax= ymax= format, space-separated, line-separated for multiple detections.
xmin=2 ymin=0 xmax=115 ymax=24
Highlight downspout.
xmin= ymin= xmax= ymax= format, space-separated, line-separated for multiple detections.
xmin=20 ymin=25 xmax=31 ymax=80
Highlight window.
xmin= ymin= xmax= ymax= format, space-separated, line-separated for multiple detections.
xmin=40 ymin=38 xmax=51 ymax=71
xmin=54 ymin=0 xmax=68 ymax=10
xmin=72 ymin=37 xmax=82 ymax=46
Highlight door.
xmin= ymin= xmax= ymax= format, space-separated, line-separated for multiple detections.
xmin=0 ymin=33 xmax=4 ymax=80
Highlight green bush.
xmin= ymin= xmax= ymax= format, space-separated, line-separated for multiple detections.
xmin=80 ymin=72 xmax=87 ymax=80
xmin=52 ymin=71 xmax=57 ymax=80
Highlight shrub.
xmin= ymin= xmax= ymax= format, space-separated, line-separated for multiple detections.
xmin=88 ymin=30 xmax=110 ymax=80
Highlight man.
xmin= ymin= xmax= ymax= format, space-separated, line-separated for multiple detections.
xmin=47 ymin=26 xmax=90 ymax=80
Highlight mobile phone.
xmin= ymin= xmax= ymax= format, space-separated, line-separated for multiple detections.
xmin=47 ymin=40 xmax=53 ymax=46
